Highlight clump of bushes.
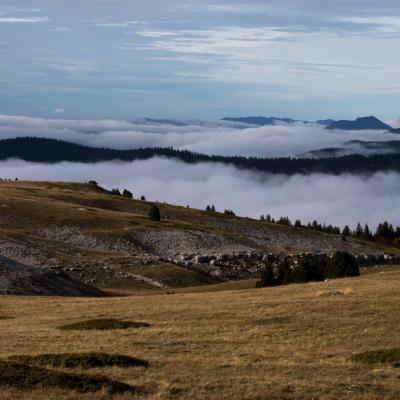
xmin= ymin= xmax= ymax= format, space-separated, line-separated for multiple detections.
xmin=0 ymin=360 xmax=139 ymax=393
xmin=350 ymin=348 xmax=400 ymax=367
xmin=224 ymin=209 xmax=236 ymax=216
xmin=122 ymin=189 xmax=133 ymax=198
xmin=257 ymin=251 xmax=359 ymax=287
xmin=58 ymin=319 xmax=150 ymax=331
xmin=148 ymin=205 xmax=161 ymax=221
xmin=9 ymin=353 xmax=148 ymax=369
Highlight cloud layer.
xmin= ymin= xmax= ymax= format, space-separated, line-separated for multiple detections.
xmin=1 ymin=157 xmax=399 ymax=230
xmin=1 ymin=114 xmax=399 ymax=157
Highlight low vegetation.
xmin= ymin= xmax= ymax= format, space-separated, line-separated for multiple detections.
xmin=58 ymin=319 xmax=150 ymax=331
xmin=257 ymin=251 xmax=359 ymax=287
xmin=350 ymin=348 xmax=400 ymax=367
xmin=8 ymin=353 xmax=149 ymax=369
xmin=0 ymin=360 xmax=139 ymax=394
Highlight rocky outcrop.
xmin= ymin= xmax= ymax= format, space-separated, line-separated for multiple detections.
xmin=0 ymin=255 xmax=104 ymax=296
xmin=38 ymin=227 xmax=252 ymax=257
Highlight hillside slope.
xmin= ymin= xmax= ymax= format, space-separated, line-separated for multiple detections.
xmin=0 ymin=180 xmax=398 ymax=292
xmin=0 ymin=255 xmax=104 ymax=296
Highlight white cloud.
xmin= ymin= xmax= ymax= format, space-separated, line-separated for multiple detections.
xmin=335 ymin=16 xmax=400 ymax=28
xmin=53 ymin=108 xmax=65 ymax=114
xmin=93 ymin=20 xmax=144 ymax=27
xmin=0 ymin=17 xmax=48 ymax=23
xmin=136 ymin=25 xmax=400 ymax=94
xmin=204 ymin=4 xmax=270 ymax=14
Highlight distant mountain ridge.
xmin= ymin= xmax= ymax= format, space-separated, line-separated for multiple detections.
xmin=223 ymin=115 xmax=396 ymax=131
xmin=326 ymin=116 xmax=393 ymax=131
xmin=222 ymin=116 xmax=311 ymax=126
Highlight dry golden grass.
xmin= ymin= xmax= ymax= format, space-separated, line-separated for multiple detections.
xmin=0 ymin=269 xmax=399 ymax=399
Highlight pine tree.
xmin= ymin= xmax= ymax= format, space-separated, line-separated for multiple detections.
xmin=148 ymin=205 xmax=161 ymax=221
xmin=342 ymin=225 xmax=351 ymax=237
xmin=355 ymin=223 xmax=363 ymax=238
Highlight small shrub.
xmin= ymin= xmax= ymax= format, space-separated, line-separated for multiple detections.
xmin=58 ymin=319 xmax=150 ymax=331
xmin=9 ymin=353 xmax=148 ymax=368
xmin=148 ymin=205 xmax=161 ymax=221
xmin=350 ymin=348 xmax=400 ymax=367
xmin=0 ymin=360 xmax=140 ymax=393
xmin=0 ymin=316 xmax=12 ymax=320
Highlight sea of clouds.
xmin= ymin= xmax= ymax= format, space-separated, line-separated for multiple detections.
xmin=1 ymin=114 xmax=399 ymax=157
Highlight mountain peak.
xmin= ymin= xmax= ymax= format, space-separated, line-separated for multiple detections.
xmin=326 ymin=116 xmax=392 ymax=131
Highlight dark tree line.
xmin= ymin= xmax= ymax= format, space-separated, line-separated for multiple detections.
xmin=257 ymin=251 xmax=360 ymax=287
xmin=2 ymin=137 xmax=400 ymax=175
xmin=259 ymin=214 xmax=400 ymax=246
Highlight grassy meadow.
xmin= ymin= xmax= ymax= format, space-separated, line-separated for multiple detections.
xmin=0 ymin=268 xmax=399 ymax=399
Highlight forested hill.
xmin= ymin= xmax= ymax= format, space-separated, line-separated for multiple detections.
xmin=1 ymin=137 xmax=400 ymax=175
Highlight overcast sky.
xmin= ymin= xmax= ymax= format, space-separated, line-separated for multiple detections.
xmin=1 ymin=0 xmax=400 ymax=120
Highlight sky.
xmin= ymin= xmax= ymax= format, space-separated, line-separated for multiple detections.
xmin=1 ymin=0 xmax=400 ymax=120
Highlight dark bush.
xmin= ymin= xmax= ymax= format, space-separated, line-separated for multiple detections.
xmin=325 ymin=251 xmax=360 ymax=278
xmin=224 ymin=209 xmax=236 ymax=216
xmin=58 ymin=319 xmax=150 ymax=331
xmin=289 ymin=257 xmax=324 ymax=283
xmin=0 ymin=360 xmax=140 ymax=394
xmin=9 ymin=353 xmax=148 ymax=369
xmin=148 ymin=205 xmax=161 ymax=221
xmin=110 ymin=188 xmax=121 ymax=196
xmin=350 ymin=348 xmax=400 ymax=367
xmin=256 ymin=264 xmax=277 ymax=287
xmin=257 ymin=252 xmax=359 ymax=288
xmin=122 ymin=189 xmax=133 ymax=198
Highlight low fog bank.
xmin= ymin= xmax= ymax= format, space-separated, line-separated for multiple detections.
xmin=1 ymin=114 xmax=399 ymax=158
xmin=1 ymin=157 xmax=399 ymax=230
